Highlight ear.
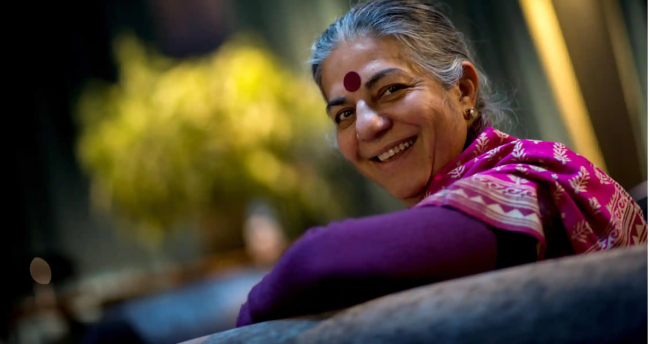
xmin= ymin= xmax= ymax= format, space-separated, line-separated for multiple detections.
xmin=457 ymin=61 xmax=480 ymax=126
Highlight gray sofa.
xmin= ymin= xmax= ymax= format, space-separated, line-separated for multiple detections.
xmin=183 ymin=246 xmax=647 ymax=344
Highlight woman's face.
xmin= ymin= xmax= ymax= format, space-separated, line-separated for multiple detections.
xmin=321 ymin=37 xmax=478 ymax=206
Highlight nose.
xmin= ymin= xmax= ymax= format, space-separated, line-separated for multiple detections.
xmin=355 ymin=101 xmax=391 ymax=141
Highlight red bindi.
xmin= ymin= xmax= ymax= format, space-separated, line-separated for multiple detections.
xmin=343 ymin=71 xmax=361 ymax=92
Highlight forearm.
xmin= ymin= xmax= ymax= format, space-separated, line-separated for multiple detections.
xmin=329 ymin=208 xmax=498 ymax=276
xmin=237 ymin=206 xmax=535 ymax=326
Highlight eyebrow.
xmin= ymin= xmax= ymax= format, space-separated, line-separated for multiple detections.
xmin=326 ymin=96 xmax=346 ymax=112
xmin=325 ymin=68 xmax=406 ymax=113
xmin=364 ymin=67 xmax=404 ymax=90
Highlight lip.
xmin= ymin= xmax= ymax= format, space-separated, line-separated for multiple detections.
xmin=368 ymin=136 xmax=418 ymax=160
xmin=371 ymin=136 xmax=418 ymax=170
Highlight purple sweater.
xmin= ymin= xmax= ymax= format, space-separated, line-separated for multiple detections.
xmin=236 ymin=206 xmax=537 ymax=327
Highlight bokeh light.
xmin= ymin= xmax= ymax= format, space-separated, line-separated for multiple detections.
xmin=30 ymin=257 xmax=52 ymax=285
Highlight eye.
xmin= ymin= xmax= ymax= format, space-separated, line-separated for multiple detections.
xmin=381 ymin=84 xmax=407 ymax=97
xmin=335 ymin=110 xmax=354 ymax=124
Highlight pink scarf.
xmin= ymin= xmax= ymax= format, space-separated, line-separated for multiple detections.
xmin=415 ymin=127 xmax=647 ymax=259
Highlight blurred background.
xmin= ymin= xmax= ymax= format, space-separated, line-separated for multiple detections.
xmin=6 ymin=0 xmax=647 ymax=343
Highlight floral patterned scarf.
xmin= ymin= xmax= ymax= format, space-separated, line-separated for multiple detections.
xmin=415 ymin=127 xmax=647 ymax=259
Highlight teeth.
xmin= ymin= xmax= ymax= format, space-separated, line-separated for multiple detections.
xmin=376 ymin=138 xmax=416 ymax=162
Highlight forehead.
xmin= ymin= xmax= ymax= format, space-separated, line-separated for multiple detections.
xmin=321 ymin=37 xmax=413 ymax=98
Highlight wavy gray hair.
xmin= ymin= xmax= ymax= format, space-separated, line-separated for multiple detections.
xmin=309 ymin=0 xmax=509 ymax=144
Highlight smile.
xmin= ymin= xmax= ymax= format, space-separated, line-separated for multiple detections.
xmin=373 ymin=137 xmax=417 ymax=163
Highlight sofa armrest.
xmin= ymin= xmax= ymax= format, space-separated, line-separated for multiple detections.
xmin=185 ymin=246 xmax=647 ymax=344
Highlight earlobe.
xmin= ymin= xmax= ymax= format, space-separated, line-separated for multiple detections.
xmin=463 ymin=108 xmax=476 ymax=120
xmin=464 ymin=108 xmax=479 ymax=129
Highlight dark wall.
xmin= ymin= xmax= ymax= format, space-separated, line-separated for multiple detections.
xmin=6 ymin=0 xmax=152 ymax=335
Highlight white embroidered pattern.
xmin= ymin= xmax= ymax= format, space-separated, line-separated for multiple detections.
xmin=605 ymin=182 xmax=647 ymax=246
xmin=605 ymin=185 xmax=626 ymax=231
xmin=598 ymin=228 xmax=620 ymax=249
xmin=423 ymin=175 xmax=543 ymax=236
xmin=552 ymin=174 xmax=558 ymax=180
xmin=449 ymin=165 xmax=465 ymax=179
xmin=511 ymin=141 xmax=526 ymax=162
xmin=593 ymin=167 xmax=612 ymax=185
xmin=473 ymin=133 xmax=489 ymax=157
xmin=529 ymin=165 xmax=547 ymax=173
xmin=553 ymin=143 xmax=571 ymax=165
xmin=589 ymin=197 xmax=602 ymax=214
xmin=571 ymin=221 xmax=592 ymax=243
xmin=569 ymin=166 xmax=590 ymax=193
xmin=508 ymin=175 xmax=528 ymax=185
xmin=483 ymin=146 xmax=502 ymax=160
xmin=495 ymin=130 xmax=510 ymax=143
xmin=516 ymin=164 xmax=528 ymax=174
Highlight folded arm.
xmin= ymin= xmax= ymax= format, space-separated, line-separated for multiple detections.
xmin=237 ymin=206 xmax=537 ymax=326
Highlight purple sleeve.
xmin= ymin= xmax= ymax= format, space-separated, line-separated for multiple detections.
xmin=236 ymin=302 xmax=252 ymax=328
xmin=236 ymin=206 xmax=536 ymax=327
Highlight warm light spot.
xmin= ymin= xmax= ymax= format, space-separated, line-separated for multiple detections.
xmin=519 ymin=0 xmax=607 ymax=172
xmin=30 ymin=257 xmax=52 ymax=285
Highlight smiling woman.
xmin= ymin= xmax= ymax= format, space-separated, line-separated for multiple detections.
xmin=236 ymin=0 xmax=647 ymax=327
xmin=321 ymin=37 xmax=477 ymax=205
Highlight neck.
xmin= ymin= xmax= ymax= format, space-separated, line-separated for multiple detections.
xmin=402 ymin=191 xmax=427 ymax=208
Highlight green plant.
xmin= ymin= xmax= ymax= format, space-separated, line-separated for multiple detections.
xmin=76 ymin=34 xmax=345 ymax=245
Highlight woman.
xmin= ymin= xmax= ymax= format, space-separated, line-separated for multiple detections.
xmin=236 ymin=0 xmax=647 ymax=327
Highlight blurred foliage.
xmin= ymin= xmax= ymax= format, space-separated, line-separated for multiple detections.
xmin=76 ymin=34 xmax=348 ymax=245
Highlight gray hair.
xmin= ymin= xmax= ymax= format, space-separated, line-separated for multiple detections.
xmin=309 ymin=0 xmax=510 ymax=144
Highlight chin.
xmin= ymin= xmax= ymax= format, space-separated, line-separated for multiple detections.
xmin=384 ymin=178 xmax=428 ymax=203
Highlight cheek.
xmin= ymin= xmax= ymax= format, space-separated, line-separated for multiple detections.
xmin=403 ymin=92 xmax=446 ymax=128
xmin=433 ymin=105 xmax=467 ymax=162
